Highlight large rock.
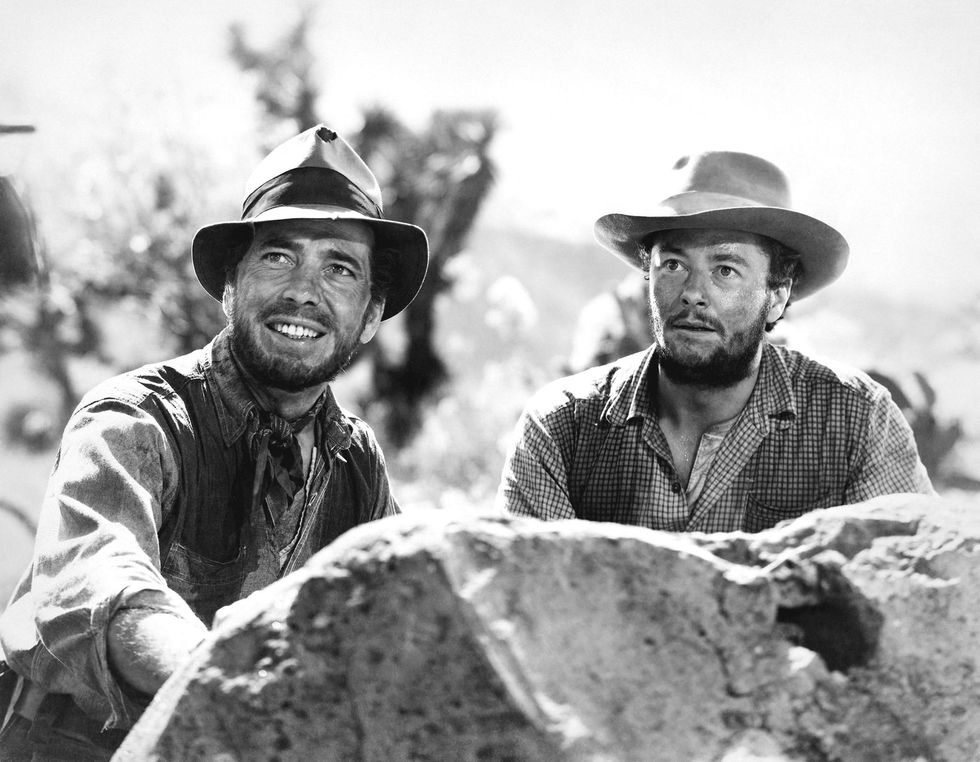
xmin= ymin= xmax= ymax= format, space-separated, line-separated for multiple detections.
xmin=113 ymin=494 xmax=980 ymax=761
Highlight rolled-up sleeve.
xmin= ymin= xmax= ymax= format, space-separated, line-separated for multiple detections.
xmin=844 ymin=388 xmax=936 ymax=502
xmin=26 ymin=398 xmax=201 ymax=727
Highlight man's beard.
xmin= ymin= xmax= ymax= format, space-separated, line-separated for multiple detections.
xmin=653 ymin=302 xmax=770 ymax=389
xmin=229 ymin=299 xmax=365 ymax=393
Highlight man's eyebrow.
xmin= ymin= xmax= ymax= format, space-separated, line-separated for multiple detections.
xmin=254 ymin=236 xmax=300 ymax=251
xmin=328 ymin=249 xmax=368 ymax=271
xmin=710 ymin=250 xmax=750 ymax=265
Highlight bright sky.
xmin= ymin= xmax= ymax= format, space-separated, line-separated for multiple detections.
xmin=3 ymin=0 xmax=979 ymax=303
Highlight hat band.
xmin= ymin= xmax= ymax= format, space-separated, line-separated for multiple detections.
xmin=242 ymin=166 xmax=383 ymax=221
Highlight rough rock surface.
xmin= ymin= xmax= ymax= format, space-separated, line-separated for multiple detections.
xmin=113 ymin=494 xmax=980 ymax=762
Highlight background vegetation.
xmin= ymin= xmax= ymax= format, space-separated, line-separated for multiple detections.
xmin=2 ymin=5 xmax=979 ymax=607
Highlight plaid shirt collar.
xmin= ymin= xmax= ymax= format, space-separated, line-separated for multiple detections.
xmin=202 ymin=326 xmax=353 ymax=453
xmin=601 ymin=340 xmax=798 ymax=431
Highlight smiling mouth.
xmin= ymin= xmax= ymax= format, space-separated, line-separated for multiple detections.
xmin=268 ymin=322 xmax=325 ymax=340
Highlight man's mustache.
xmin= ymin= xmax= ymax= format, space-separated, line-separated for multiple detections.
xmin=668 ymin=311 xmax=723 ymax=332
xmin=257 ymin=300 xmax=335 ymax=329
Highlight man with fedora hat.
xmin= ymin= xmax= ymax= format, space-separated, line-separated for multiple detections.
xmin=0 ymin=125 xmax=427 ymax=759
xmin=497 ymin=151 xmax=933 ymax=528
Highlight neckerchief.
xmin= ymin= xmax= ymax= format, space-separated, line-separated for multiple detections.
xmin=245 ymin=394 xmax=326 ymax=529
xmin=226 ymin=343 xmax=328 ymax=531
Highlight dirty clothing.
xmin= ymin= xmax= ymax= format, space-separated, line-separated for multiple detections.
xmin=497 ymin=342 xmax=934 ymax=529
xmin=0 ymin=677 xmax=128 ymax=762
xmin=0 ymin=327 xmax=397 ymax=744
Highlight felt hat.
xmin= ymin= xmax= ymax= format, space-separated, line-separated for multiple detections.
xmin=193 ymin=125 xmax=428 ymax=319
xmin=593 ymin=151 xmax=849 ymax=300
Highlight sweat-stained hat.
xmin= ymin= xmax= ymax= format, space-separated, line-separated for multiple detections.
xmin=193 ymin=125 xmax=428 ymax=320
xmin=593 ymin=151 xmax=849 ymax=300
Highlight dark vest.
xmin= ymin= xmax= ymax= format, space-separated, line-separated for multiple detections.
xmin=134 ymin=346 xmax=388 ymax=624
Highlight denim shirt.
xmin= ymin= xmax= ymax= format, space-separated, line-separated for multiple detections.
xmin=0 ymin=328 xmax=397 ymax=728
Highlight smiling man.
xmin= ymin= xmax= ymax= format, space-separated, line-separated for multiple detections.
xmin=0 ymin=126 xmax=427 ymax=760
xmin=497 ymin=151 xmax=933 ymax=529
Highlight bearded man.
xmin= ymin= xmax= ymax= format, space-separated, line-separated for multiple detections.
xmin=0 ymin=125 xmax=427 ymax=760
xmin=497 ymin=151 xmax=933 ymax=528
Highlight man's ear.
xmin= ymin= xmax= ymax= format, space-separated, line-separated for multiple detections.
xmin=358 ymin=300 xmax=385 ymax=344
xmin=221 ymin=283 xmax=234 ymax=321
xmin=766 ymin=282 xmax=791 ymax=324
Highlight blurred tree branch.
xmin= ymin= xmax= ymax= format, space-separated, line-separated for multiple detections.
xmin=353 ymin=107 xmax=497 ymax=444
xmin=0 ymin=169 xmax=86 ymax=428
xmin=1 ymin=118 xmax=228 ymax=450
xmin=75 ymin=161 xmax=226 ymax=355
xmin=229 ymin=6 xmax=320 ymax=145
xmin=0 ymin=497 xmax=37 ymax=537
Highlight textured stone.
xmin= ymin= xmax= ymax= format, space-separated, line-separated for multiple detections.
xmin=113 ymin=493 xmax=980 ymax=762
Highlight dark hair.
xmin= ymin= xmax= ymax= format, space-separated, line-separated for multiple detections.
xmin=368 ymin=247 xmax=397 ymax=308
xmin=758 ymin=236 xmax=800 ymax=331
xmin=221 ymin=239 xmax=250 ymax=291
xmin=639 ymin=230 xmax=801 ymax=331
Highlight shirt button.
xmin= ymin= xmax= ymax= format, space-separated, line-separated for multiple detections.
xmin=671 ymin=482 xmax=682 ymax=494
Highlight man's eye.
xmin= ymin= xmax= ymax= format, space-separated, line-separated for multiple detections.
xmin=327 ymin=263 xmax=355 ymax=277
xmin=661 ymin=259 xmax=682 ymax=272
xmin=261 ymin=251 xmax=291 ymax=265
xmin=717 ymin=265 xmax=736 ymax=278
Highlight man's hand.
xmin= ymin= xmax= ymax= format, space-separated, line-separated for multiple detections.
xmin=107 ymin=608 xmax=208 ymax=696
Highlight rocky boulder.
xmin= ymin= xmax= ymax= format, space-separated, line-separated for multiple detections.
xmin=113 ymin=493 xmax=980 ymax=761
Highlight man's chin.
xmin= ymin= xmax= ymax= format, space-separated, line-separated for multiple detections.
xmin=661 ymin=342 xmax=716 ymax=370
xmin=231 ymin=325 xmax=355 ymax=392
xmin=250 ymin=363 xmax=340 ymax=392
xmin=659 ymin=346 xmax=759 ymax=388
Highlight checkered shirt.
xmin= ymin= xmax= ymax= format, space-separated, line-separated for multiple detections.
xmin=496 ymin=342 xmax=934 ymax=532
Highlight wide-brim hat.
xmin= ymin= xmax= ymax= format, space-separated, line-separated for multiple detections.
xmin=193 ymin=125 xmax=428 ymax=320
xmin=594 ymin=151 xmax=849 ymax=301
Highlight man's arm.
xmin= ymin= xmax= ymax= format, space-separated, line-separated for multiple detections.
xmin=26 ymin=397 xmax=207 ymax=726
xmin=844 ymin=388 xmax=936 ymax=502
xmin=495 ymin=403 xmax=578 ymax=519
xmin=107 ymin=607 xmax=206 ymax=696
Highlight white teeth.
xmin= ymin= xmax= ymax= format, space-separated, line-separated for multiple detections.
xmin=272 ymin=322 xmax=319 ymax=339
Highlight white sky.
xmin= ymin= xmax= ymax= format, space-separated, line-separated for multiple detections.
xmin=2 ymin=0 xmax=979 ymax=303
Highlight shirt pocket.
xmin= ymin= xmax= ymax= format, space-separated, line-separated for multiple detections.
xmin=742 ymin=491 xmax=838 ymax=533
xmin=162 ymin=541 xmax=247 ymax=626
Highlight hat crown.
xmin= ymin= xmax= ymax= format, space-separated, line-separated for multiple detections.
xmin=243 ymin=125 xmax=384 ymax=212
xmin=664 ymin=151 xmax=791 ymax=209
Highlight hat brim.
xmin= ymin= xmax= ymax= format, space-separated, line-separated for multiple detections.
xmin=192 ymin=206 xmax=429 ymax=320
xmin=594 ymin=206 xmax=849 ymax=301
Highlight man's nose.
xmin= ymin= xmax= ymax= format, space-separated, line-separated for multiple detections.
xmin=282 ymin=263 xmax=321 ymax=305
xmin=680 ymin=269 xmax=709 ymax=307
